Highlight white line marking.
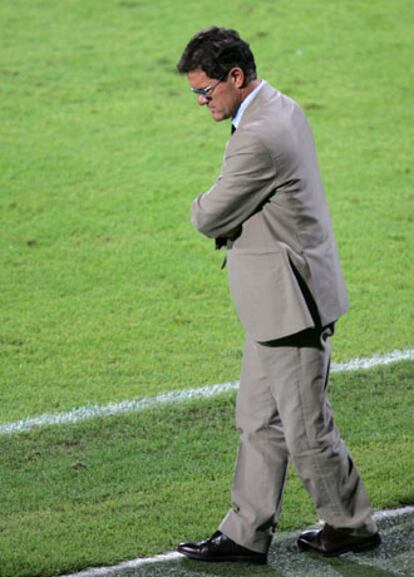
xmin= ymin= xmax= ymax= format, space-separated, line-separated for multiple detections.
xmin=58 ymin=552 xmax=182 ymax=577
xmin=372 ymin=505 xmax=414 ymax=521
xmin=1 ymin=348 xmax=413 ymax=436
xmin=0 ymin=381 xmax=238 ymax=436
xmin=57 ymin=506 xmax=414 ymax=577
xmin=332 ymin=348 xmax=414 ymax=372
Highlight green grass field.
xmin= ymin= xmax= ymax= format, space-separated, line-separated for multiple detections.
xmin=1 ymin=362 xmax=413 ymax=577
xmin=1 ymin=1 xmax=413 ymax=576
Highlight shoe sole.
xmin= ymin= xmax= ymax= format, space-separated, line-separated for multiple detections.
xmin=177 ymin=549 xmax=267 ymax=564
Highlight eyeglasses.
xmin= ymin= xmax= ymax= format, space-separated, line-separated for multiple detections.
xmin=190 ymin=72 xmax=229 ymax=98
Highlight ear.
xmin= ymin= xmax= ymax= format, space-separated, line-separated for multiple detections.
xmin=229 ymin=67 xmax=245 ymax=89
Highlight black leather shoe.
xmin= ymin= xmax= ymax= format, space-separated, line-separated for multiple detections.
xmin=298 ymin=524 xmax=381 ymax=556
xmin=177 ymin=530 xmax=267 ymax=564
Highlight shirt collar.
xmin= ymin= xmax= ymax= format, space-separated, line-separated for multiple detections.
xmin=231 ymin=80 xmax=265 ymax=131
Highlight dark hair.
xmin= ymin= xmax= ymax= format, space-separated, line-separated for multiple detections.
xmin=177 ymin=26 xmax=257 ymax=84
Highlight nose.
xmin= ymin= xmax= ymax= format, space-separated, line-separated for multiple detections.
xmin=197 ymin=94 xmax=209 ymax=106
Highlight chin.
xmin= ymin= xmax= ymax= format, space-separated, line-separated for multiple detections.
xmin=211 ymin=111 xmax=227 ymax=122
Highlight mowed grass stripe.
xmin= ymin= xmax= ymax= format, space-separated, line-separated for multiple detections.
xmin=0 ymin=360 xmax=412 ymax=577
xmin=1 ymin=348 xmax=413 ymax=435
xmin=55 ymin=506 xmax=414 ymax=577
xmin=1 ymin=0 xmax=413 ymax=423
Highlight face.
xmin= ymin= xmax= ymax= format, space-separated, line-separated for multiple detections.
xmin=187 ymin=68 xmax=244 ymax=122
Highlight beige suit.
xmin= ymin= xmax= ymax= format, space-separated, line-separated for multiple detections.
xmin=191 ymin=82 xmax=376 ymax=553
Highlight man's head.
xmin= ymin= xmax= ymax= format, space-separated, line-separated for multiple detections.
xmin=177 ymin=27 xmax=258 ymax=122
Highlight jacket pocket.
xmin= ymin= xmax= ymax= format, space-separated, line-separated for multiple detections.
xmin=227 ymin=248 xmax=314 ymax=341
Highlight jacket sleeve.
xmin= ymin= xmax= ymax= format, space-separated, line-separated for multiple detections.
xmin=191 ymin=133 xmax=277 ymax=238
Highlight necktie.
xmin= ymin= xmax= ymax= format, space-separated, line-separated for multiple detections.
xmin=231 ymin=123 xmax=236 ymax=134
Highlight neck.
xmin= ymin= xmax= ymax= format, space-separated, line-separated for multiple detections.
xmin=239 ymin=78 xmax=261 ymax=103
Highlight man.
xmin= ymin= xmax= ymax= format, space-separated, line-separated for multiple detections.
xmin=176 ymin=27 xmax=380 ymax=564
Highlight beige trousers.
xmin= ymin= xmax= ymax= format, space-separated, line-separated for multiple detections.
xmin=219 ymin=325 xmax=377 ymax=553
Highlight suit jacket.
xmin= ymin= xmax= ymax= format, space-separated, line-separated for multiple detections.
xmin=191 ymin=82 xmax=349 ymax=342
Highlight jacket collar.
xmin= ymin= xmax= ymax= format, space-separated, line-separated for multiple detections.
xmin=231 ymin=80 xmax=265 ymax=130
xmin=236 ymin=81 xmax=280 ymax=130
